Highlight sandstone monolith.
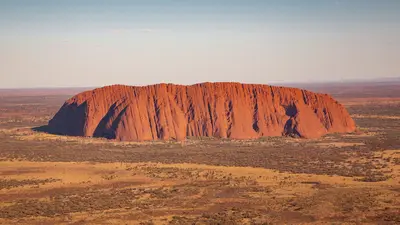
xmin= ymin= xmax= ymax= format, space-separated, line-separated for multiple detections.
xmin=47 ymin=83 xmax=356 ymax=141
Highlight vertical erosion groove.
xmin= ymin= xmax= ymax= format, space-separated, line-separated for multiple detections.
xmin=47 ymin=83 xmax=356 ymax=141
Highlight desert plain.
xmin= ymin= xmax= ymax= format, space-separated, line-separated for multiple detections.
xmin=0 ymin=83 xmax=399 ymax=225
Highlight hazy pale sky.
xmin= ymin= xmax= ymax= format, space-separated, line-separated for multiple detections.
xmin=0 ymin=0 xmax=399 ymax=88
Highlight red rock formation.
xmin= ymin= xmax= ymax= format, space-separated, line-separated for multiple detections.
xmin=47 ymin=83 xmax=356 ymax=141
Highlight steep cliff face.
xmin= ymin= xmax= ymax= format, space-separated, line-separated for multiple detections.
xmin=47 ymin=83 xmax=356 ymax=141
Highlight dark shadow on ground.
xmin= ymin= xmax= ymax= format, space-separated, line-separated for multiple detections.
xmin=32 ymin=125 xmax=51 ymax=133
xmin=32 ymin=125 xmax=66 ymax=136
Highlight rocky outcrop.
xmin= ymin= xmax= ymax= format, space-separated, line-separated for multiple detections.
xmin=47 ymin=83 xmax=356 ymax=141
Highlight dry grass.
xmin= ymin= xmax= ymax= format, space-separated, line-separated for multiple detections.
xmin=351 ymin=114 xmax=400 ymax=120
xmin=0 ymin=159 xmax=398 ymax=224
xmin=315 ymin=142 xmax=365 ymax=148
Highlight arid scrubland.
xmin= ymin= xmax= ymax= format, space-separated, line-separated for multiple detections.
xmin=0 ymin=95 xmax=399 ymax=224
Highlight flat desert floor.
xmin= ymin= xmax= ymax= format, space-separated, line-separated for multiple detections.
xmin=0 ymin=89 xmax=399 ymax=224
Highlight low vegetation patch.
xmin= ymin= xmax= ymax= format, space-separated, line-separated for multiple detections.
xmin=0 ymin=178 xmax=61 ymax=190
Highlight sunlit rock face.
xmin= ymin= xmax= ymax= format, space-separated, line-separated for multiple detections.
xmin=48 ymin=82 xmax=356 ymax=141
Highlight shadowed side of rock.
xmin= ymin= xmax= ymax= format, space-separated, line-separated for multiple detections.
xmin=46 ymin=83 xmax=356 ymax=141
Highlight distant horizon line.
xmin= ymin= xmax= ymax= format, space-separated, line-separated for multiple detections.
xmin=1 ymin=76 xmax=399 ymax=90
